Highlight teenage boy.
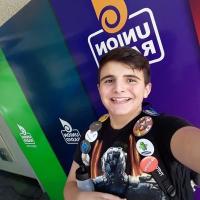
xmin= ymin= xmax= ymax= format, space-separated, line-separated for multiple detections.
xmin=64 ymin=47 xmax=200 ymax=200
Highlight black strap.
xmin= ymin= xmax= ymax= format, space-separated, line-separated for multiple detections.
xmin=135 ymin=112 xmax=177 ymax=198
xmin=151 ymin=158 xmax=176 ymax=198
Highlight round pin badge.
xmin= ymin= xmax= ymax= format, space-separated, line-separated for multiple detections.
xmin=89 ymin=121 xmax=102 ymax=132
xmin=133 ymin=116 xmax=153 ymax=137
xmin=140 ymin=156 xmax=158 ymax=173
xmin=98 ymin=114 xmax=109 ymax=123
xmin=81 ymin=153 xmax=90 ymax=166
xmin=80 ymin=140 xmax=91 ymax=154
xmin=143 ymin=107 xmax=160 ymax=116
xmin=136 ymin=139 xmax=154 ymax=156
xmin=85 ymin=130 xmax=98 ymax=142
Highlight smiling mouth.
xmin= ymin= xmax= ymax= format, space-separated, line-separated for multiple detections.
xmin=111 ymin=97 xmax=132 ymax=103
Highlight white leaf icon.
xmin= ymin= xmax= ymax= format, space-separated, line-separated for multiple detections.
xmin=59 ymin=118 xmax=72 ymax=132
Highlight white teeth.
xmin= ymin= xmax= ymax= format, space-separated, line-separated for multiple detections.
xmin=111 ymin=97 xmax=130 ymax=103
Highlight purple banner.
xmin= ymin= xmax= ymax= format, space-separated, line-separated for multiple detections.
xmin=50 ymin=0 xmax=200 ymax=127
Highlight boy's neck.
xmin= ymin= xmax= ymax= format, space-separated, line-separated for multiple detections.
xmin=109 ymin=109 xmax=142 ymax=130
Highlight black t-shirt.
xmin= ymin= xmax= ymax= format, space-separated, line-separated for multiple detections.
xmin=74 ymin=111 xmax=194 ymax=200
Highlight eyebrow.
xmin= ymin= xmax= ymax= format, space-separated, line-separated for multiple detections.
xmin=100 ymin=75 xmax=114 ymax=82
xmin=100 ymin=74 xmax=141 ymax=82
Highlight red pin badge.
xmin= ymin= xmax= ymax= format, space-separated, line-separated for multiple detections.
xmin=140 ymin=156 xmax=158 ymax=173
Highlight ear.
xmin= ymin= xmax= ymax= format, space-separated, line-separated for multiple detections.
xmin=144 ymin=82 xmax=152 ymax=98
xmin=97 ymin=83 xmax=101 ymax=96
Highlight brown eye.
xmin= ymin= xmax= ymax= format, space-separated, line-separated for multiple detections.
xmin=104 ymin=79 xmax=113 ymax=84
xmin=127 ymin=79 xmax=136 ymax=83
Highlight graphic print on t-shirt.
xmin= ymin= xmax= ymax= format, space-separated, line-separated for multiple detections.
xmin=74 ymin=113 xmax=194 ymax=200
xmin=92 ymin=146 xmax=169 ymax=200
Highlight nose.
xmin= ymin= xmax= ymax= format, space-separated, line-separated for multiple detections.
xmin=113 ymin=80 xmax=125 ymax=93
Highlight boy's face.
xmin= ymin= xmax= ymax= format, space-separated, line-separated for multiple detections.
xmin=98 ymin=61 xmax=151 ymax=119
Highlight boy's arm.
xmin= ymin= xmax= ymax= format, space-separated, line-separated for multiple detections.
xmin=64 ymin=161 xmax=80 ymax=200
xmin=170 ymin=126 xmax=200 ymax=174
xmin=64 ymin=161 xmax=126 ymax=200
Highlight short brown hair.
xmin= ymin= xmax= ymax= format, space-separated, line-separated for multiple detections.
xmin=98 ymin=47 xmax=151 ymax=85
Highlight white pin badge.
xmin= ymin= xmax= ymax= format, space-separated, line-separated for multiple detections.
xmin=85 ymin=130 xmax=98 ymax=143
xmin=81 ymin=153 xmax=90 ymax=166
xmin=136 ymin=138 xmax=154 ymax=156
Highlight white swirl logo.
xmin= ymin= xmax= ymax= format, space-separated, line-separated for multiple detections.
xmin=59 ymin=118 xmax=72 ymax=132
xmin=59 ymin=118 xmax=80 ymax=144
